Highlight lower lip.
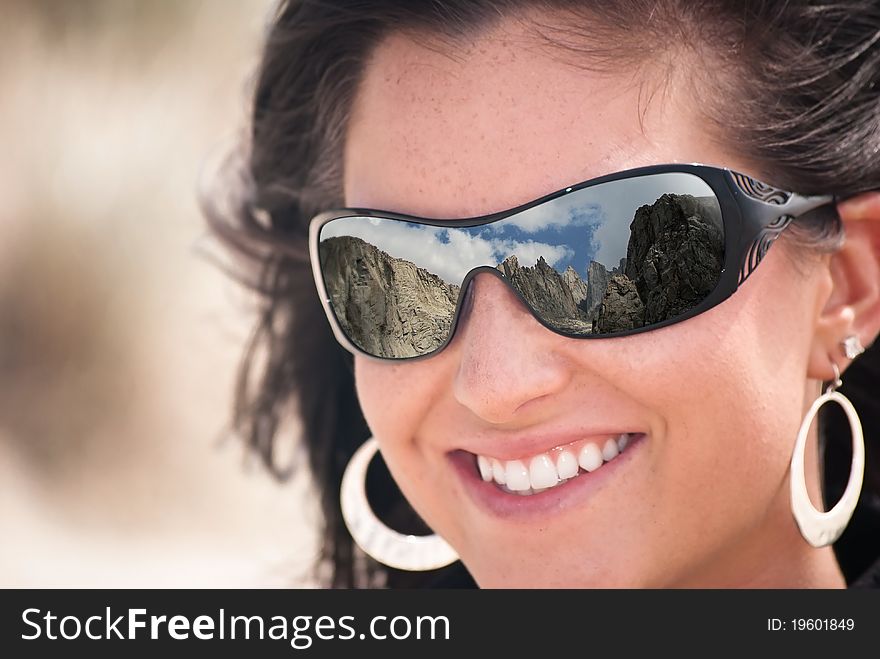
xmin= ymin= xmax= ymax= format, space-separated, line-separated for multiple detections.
xmin=448 ymin=433 xmax=647 ymax=521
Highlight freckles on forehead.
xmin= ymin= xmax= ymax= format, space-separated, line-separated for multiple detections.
xmin=343 ymin=22 xmax=667 ymax=218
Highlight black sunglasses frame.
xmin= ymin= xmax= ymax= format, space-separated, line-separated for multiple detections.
xmin=308 ymin=163 xmax=835 ymax=362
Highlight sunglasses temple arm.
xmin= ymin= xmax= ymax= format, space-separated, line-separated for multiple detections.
xmin=732 ymin=191 xmax=837 ymax=285
xmin=784 ymin=193 xmax=837 ymax=218
xmin=736 ymin=191 xmax=836 ymax=239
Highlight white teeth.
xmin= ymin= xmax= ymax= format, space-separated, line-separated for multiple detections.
xmin=556 ymin=450 xmax=579 ymax=480
xmin=578 ymin=443 xmax=603 ymax=472
xmin=477 ymin=455 xmax=492 ymax=481
xmin=602 ymin=438 xmax=620 ymax=461
xmin=491 ymin=458 xmax=506 ymax=485
xmin=476 ymin=433 xmax=640 ymax=495
xmin=529 ymin=454 xmax=559 ymax=490
xmin=505 ymin=460 xmax=531 ymax=491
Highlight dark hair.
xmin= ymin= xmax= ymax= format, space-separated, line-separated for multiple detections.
xmin=204 ymin=0 xmax=880 ymax=588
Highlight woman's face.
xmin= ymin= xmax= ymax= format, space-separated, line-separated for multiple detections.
xmin=343 ymin=18 xmax=829 ymax=587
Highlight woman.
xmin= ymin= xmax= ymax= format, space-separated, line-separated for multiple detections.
xmin=206 ymin=0 xmax=880 ymax=588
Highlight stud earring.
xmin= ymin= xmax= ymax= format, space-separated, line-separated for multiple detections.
xmin=841 ymin=335 xmax=865 ymax=360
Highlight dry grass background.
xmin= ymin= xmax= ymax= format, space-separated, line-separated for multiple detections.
xmin=0 ymin=0 xmax=319 ymax=586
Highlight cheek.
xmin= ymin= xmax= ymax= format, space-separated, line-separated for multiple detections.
xmin=354 ymin=355 xmax=461 ymax=535
xmin=633 ymin=250 xmax=816 ymax=511
xmin=353 ymin=356 xmax=448 ymax=481
xmin=718 ymin=249 xmax=817 ymax=431
xmin=354 ymin=357 xmax=442 ymax=440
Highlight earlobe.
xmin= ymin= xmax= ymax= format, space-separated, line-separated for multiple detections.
xmin=806 ymin=191 xmax=880 ymax=382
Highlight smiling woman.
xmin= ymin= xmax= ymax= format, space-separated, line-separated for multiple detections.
xmin=205 ymin=0 xmax=880 ymax=588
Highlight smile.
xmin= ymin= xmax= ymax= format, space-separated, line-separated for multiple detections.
xmin=474 ymin=433 xmax=640 ymax=496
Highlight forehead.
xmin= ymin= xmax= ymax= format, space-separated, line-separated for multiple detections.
xmin=343 ymin=16 xmax=725 ymax=217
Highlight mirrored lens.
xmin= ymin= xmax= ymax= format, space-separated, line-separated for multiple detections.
xmin=318 ymin=172 xmax=724 ymax=358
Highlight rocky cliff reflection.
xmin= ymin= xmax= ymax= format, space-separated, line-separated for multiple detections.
xmin=319 ymin=235 xmax=461 ymax=358
xmin=592 ymin=193 xmax=724 ymax=333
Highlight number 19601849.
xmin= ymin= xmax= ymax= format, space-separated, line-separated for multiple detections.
xmin=767 ymin=618 xmax=855 ymax=631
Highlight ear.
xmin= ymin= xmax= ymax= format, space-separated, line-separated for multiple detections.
xmin=807 ymin=191 xmax=880 ymax=382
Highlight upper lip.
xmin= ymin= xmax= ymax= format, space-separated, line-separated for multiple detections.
xmin=453 ymin=425 xmax=647 ymax=461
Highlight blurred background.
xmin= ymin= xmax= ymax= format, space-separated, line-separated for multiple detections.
xmin=0 ymin=0 xmax=320 ymax=587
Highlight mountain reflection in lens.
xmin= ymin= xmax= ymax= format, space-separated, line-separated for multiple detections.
xmin=318 ymin=235 xmax=461 ymax=358
xmin=318 ymin=173 xmax=724 ymax=358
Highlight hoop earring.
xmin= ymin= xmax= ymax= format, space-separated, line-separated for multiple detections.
xmin=790 ymin=363 xmax=865 ymax=547
xmin=340 ymin=436 xmax=459 ymax=571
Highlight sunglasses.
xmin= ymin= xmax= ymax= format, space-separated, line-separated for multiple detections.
xmin=309 ymin=163 xmax=835 ymax=361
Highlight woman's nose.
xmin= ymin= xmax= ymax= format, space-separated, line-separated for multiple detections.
xmin=449 ymin=272 xmax=574 ymax=425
